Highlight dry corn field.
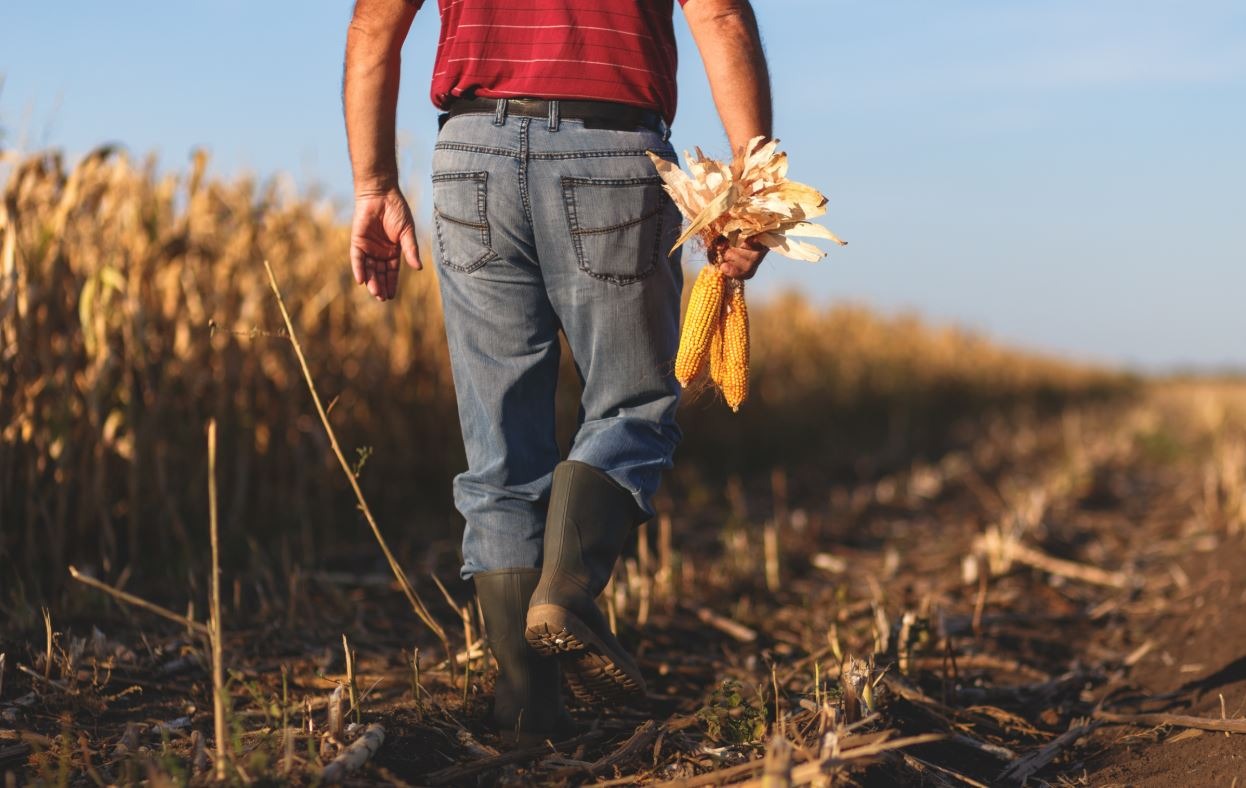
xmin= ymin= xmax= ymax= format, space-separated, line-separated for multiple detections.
xmin=3 ymin=149 xmax=1246 ymax=785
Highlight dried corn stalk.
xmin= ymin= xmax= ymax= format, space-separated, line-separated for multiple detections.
xmin=649 ymin=137 xmax=844 ymax=410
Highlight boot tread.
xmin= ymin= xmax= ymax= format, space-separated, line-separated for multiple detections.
xmin=526 ymin=610 xmax=645 ymax=706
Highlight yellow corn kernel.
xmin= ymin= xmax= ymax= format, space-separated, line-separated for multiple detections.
xmin=675 ymin=265 xmax=725 ymax=385
xmin=719 ymin=280 xmax=750 ymax=411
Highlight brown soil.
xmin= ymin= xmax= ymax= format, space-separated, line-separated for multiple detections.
xmin=3 ymin=381 xmax=1246 ymax=785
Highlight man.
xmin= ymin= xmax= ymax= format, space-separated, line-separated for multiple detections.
xmin=344 ymin=0 xmax=771 ymax=741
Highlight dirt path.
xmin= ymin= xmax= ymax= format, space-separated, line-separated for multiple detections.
xmin=3 ymin=382 xmax=1246 ymax=785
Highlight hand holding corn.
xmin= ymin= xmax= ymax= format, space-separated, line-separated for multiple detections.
xmin=648 ymin=137 xmax=845 ymax=411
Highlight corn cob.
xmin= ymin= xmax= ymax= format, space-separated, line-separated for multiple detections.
xmin=708 ymin=304 xmax=726 ymax=389
xmin=675 ymin=265 xmax=725 ymax=386
xmin=720 ymin=280 xmax=750 ymax=411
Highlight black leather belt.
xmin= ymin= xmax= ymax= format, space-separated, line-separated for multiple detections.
xmin=441 ymin=97 xmax=665 ymax=134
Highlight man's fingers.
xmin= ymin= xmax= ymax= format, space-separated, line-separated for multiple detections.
xmin=400 ymin=226 xmax=422 ymax=271
xmin=718 ymin=256 xmax=754 ymax=280
xmin=717 ymin=242 xmax=767 ymax=280
xmin=355 ymin=247 xmax=403 ymax=300
xmin=365 ymin=256 xmax=385 ymax=299
xmin=350 ymin=244 xmax=368 ymax=285
xmin=386 ymin=258 xmax=400 ymax=300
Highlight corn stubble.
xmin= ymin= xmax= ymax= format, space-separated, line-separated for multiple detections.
xmin=650 ymin=137 xmax=845 ymax=411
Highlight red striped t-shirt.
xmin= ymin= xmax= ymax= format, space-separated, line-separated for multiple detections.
xmin=417 ymin=0 xmax=686 ymax=124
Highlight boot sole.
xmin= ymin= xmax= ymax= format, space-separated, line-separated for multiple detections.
xmin=525 ymin=604 xmax=646 ymax=706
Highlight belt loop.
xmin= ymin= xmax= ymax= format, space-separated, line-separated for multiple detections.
xmin=548 ymin=99 xmax=560 ymax=132
xmin=493 ymin=98 xmax=508 ymax=126
xmin=661 ymin=117 xmax=672 ymax=143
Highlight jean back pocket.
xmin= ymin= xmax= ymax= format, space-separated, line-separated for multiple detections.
xmin=432 ymin=171 xmax=497 ymax=273
xmin=562 ymin=176 xmax=667 ymax=285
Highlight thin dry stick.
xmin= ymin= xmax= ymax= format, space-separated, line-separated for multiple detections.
xmin=771 ymin=664 xmax=782 ymax=736
xmin=262 ymin=259 xmax=447 ymax=649
xmin=1093 ymin=709 xmax=1246 ymax=734
xmin=689 ymin=604 xmax=758 ymax=643
xmin=428 ymin=572 xmax=460 ymax=614
xmin=605 ymin=577 xmax=619 ymax=636
xmin=544 ymin=720 xmax=661 ymax=781
xmin=343 ymin=634 xmax=360 ymax=725
xmin=67 ymin=566 xmax=210 ymax=636
xmin=208 ymin=420 xmax=229 ymax=782
xmin=901 ymin=752 xmax=990 ymax=788
xmin=998 ymin=721 xmax=1097 ymax=784
xmin=590 ymin=720 xmax=660 ymax=773
xmin=40 ymin=608 xmax=52 ymax=681
xmin=410 ymin=647 xmax=424 ymax=717
xmin=15 ymin=663 xmax=77 ymax=695
xmin=461 ymin=607 xmax=472 ymax=705
xmin=1009 ymin=542 xmax=1129 ymax=589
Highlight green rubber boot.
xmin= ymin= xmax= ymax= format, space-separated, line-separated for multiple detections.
xmin=474 ymin=568 xmax=573 ymax=745
xmin=525 ymin=461 xmax=648 ymax=706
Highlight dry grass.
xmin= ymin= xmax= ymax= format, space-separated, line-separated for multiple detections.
xmin=1 ymin=147 xmax=456 ymax=610
xmin=1 ymin=146 xmax=1132 ymax=619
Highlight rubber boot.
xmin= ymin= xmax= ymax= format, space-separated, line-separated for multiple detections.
xmin=526 ymin=461 xmax=648 ymax=705
xmin=474 ymin=568 xmax=573 ymax=745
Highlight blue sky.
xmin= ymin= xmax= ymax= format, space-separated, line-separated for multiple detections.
xmin=3 ymin=2 xmax=1244 ymax=369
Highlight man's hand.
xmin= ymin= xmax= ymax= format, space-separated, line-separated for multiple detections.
xmin=350 ymin=188 xmax=421 ymax=301
xmin=344 ymin=0 xmax=419 ymax=300
xmin=718 ymin=238 xmax=767 ymax=280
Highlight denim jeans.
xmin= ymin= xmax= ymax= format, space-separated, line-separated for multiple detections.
xmin=431 ymin=103 xmax=684 ymax=579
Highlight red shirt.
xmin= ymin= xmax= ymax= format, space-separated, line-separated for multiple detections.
xmin=418 ymin=0 xmax=686 ymax=124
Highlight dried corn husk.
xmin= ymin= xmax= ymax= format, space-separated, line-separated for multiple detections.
xmin=647 ymin=136 xmax=845 ymax=262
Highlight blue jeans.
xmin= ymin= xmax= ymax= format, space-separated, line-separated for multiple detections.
xmin=431 ymin=104 xmax=684 ymax=580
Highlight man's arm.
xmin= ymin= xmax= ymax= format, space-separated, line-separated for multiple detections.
xmin=683 ymin=0 xmax=772 ymax=155
xmin=344 ymin=0 xmax=421 ymax=302
xmin=683 ymin=0 xmax=772 ymax=280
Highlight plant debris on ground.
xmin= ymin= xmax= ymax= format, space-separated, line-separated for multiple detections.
xmin=4 ymin=381 xmax=1246 ymax=785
